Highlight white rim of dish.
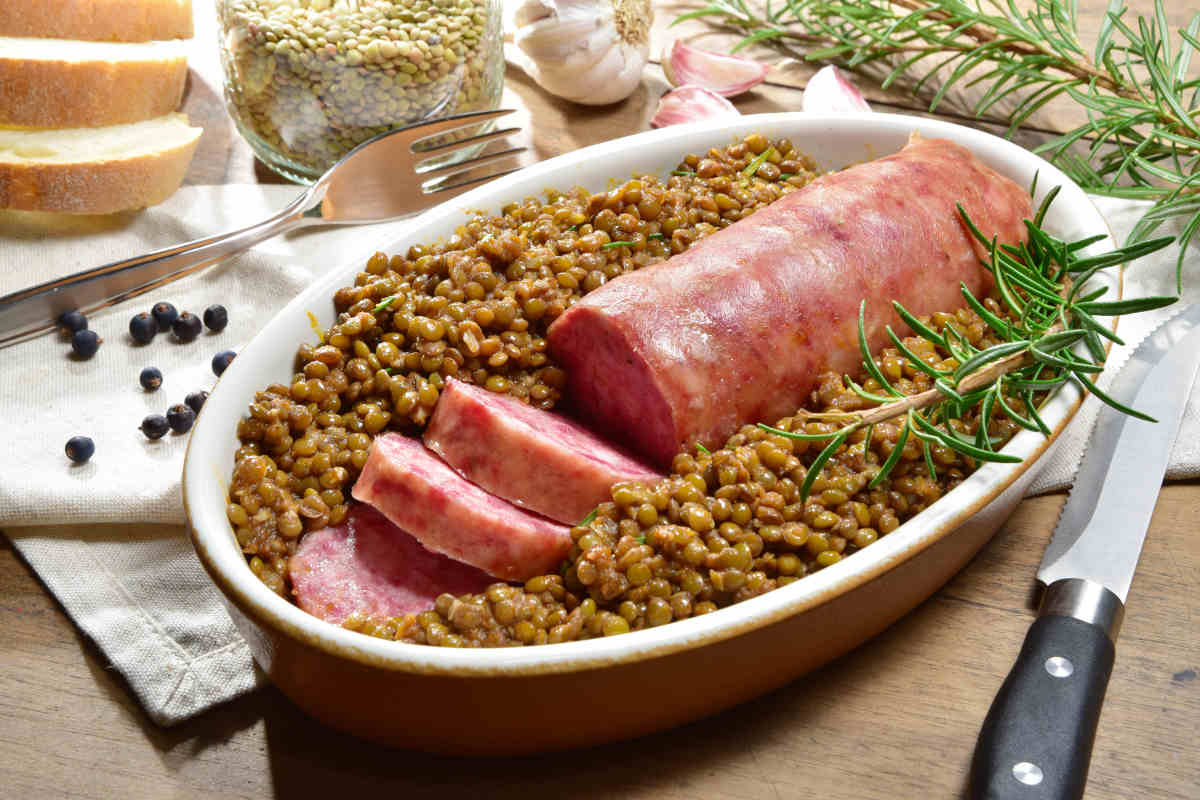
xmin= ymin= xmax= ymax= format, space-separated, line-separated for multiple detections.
xmin=184 ymin=111 xmax=1117 ymax=676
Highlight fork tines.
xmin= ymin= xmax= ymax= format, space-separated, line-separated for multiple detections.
xmin=404 ymin=108 xmax=519 ymax=152
xmin=404 ymin=108 xmax=526 ymax=197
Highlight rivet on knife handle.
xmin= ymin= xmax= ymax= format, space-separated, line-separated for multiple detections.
xmin=968 ymin=579 xmax=1118 ymax=800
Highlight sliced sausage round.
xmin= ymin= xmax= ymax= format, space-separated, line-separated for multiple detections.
xmin=352 ymin=433 xmax=574 ymax=582
xmin=424 ymin=377 xmax=661 ymax=525
xmin=289 ymin=503 xmax=494 ymax=626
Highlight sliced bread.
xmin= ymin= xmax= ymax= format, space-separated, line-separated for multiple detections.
xmin=0 ymin=113 xmax=202 ymax=214
xmin=0 ymin=37 xmax=189 ymax=129
xmin=0 ymin=0 xmax=193 ymax=43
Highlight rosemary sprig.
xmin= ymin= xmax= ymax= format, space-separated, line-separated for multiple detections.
xmin=673 ymin=0 xmax=1200 ymax=288
xmin=757 ymin=197 xmax=1174 ymax=502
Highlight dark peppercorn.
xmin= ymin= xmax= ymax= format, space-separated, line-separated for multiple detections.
xmin=185 ymin=390 xmax=208 ymax=414
xmin=166 ymin=403 xmax=196 ymax=434
xmin=203 ymin=305 xmax=229 ymax=332
xmin=71 ymin=329 xmax=102 ymax=358
xmin=140 ymin=414 xmax=169 ymax=440
xmin=129 ymin=312 xmax=157 ymax=344
xmin=65 ymin=436 xmax=94 ymax=464
xmin=58 ymin=310 xmax=88 ymax=337
xmin=212 ymin=350 xmax=236 ymax=376
xmin=172 ymin=312 xmax=202 ymax=342
xmin=139 ymin=366 xmax=163 ymax=391
xmin=152 ymin=302 xmax=178 ymax=331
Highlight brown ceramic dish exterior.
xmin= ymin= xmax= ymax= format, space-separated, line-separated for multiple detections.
xmin=184 ymin=114 xmax=1117 ymax=754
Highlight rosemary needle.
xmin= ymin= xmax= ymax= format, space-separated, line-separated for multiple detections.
xmin=742 ymin=146 xmax=777 ymax=177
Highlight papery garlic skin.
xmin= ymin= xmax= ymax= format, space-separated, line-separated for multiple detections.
xmin=802 ymin=65 xmax=872 ymax=113
xmin=662 ymin=40 xmax=769 ymax=97
xmin=650 ymin=85 xmax=740 ymax=128
xmin=512 ymin=0 xmax=652 ymax=105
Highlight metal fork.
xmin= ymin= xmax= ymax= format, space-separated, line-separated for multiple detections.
xmin=0 ymin=108 xmax=524 ymax=346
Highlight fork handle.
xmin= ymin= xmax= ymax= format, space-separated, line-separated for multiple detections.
xmin=0 ymin=194 xmax=310 ymax=346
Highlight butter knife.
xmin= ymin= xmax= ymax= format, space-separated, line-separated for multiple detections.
xmin=968 ymin=302 xmax=1200 ymax=800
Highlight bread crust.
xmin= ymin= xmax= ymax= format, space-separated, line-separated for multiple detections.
xmin=0 ymin=0 xmax=193 ymax=42
xmin=0 ymin=54 xmax=188 ymax=128
xmin=0 ymin=130 xmax=200 ymax=214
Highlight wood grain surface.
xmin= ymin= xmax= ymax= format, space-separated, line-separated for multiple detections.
xmin=3 ymin=0 xmax=1198 ymax=797
xmin=3 ymin=488 xmax=1197 ymax=799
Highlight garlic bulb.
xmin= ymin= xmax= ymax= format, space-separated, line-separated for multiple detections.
xmin=802 ymin=65 xmax=872 ymax=113
xmin=650 ymin=85 xmax=740 ymax=128
xmin=511 ymin=0 xmax=652 ymax=105
xmin=662 ymin=40 xmax=769 ymax=97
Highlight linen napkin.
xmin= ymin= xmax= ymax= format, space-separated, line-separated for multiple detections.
xmin=0 ymin=187 xmax=1195 ymax=725
xmin=0 ymin=184 xmax=407 ymax=724
xmin=1027 ymin=195 xmax=1200 ymax=493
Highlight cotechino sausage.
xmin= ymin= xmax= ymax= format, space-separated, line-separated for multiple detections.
xmin=547 ymin=136 xmax=1032 ymax=467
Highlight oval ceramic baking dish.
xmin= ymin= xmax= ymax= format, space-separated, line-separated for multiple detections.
xmin=183 ymin=112 xmax=1117 ymax=754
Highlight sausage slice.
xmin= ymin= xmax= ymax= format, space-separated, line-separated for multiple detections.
xmin=352 ymin=433 xmax=573 ymax=581
xmin=289 ymin=503 xmax=493 ymax=626
xmin=424 ymin=378 xmax=661 ymax=525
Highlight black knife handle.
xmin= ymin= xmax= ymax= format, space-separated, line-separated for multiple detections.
xmin=968 ymin=611 xmax=1115 ymax=800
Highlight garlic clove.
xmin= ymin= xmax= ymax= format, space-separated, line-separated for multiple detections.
xmin=662 ymin=40 xmax=770 ymax=97
xmin=511 ymin=0 xmax=652 ymax=106
xmin=518 ymin=7 xmax=616 ymax=63
xmin=650 ymin=85 xmax=740 ymax=128
xmin=533 ymin=42 xmax=644 ymax=105
xmin=802 ymin=65 xmax=872 ymax=113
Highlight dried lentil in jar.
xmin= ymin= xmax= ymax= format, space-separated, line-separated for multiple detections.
xmin=216 ymin=0 xmax=505 ymax=180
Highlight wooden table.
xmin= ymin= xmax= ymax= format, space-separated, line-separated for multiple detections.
xmin=2 ymin=2 xmax=1197 ymax=797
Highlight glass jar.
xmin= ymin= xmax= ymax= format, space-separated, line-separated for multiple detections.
xmin=216 ymin=0 xmax=504 ymax=182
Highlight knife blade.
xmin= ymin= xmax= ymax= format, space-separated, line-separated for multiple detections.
xmin=968 ymin=302 xmax=1200 ymax=800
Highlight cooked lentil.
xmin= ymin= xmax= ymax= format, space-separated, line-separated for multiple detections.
xmin=226 ymin=132 xmax=1020 ymax=647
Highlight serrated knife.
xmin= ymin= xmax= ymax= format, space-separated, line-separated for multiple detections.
xmin=968 ymin=302 xmax=1200 ymax=800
